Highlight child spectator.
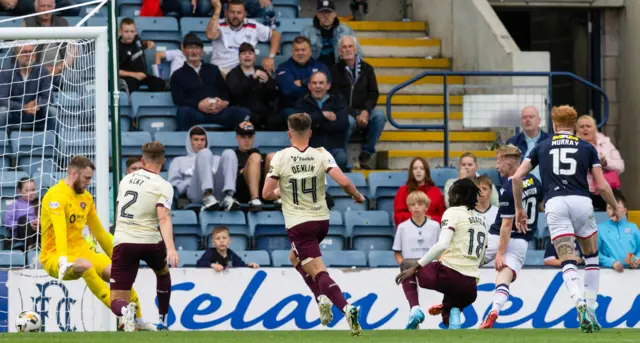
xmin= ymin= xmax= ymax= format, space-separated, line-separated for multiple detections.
xmin=392 ymin=191 xmax=440 ymax=265
xmin=598 ymin=190 xmax=640 ymax=273
xmin=118 ymin=17 xmax=166 ymax=93
xmin=474 ymin=175 xmax=498 ymax=229
xmin=196 ymin=226 xmax=259 ymax=271
xmin=3 ymin=178 xmax=39 ymax=251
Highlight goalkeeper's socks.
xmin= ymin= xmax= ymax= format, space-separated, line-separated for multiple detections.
xmin=83 ymin=267 xmax=111 ymax=309
xmin=491 ymin=283 xmax=510 ymax=313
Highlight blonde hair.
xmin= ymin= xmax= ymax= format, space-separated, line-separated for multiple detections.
xmin=406 ymin=191 xmax=430 ymax=207
xmin=496 ymin=144 xmax=522 ymax=160
xmin=459 ymin=152 xmax=477 ymax=164
xmin=212 ymin=226 xmax=229 ymax=237
xmin=552 ymin=105 xmax=578 ymax=128
xmin=577 ymin=114 xmax=596 ymax=126
xmin=474 ymin=174 xmax=493 ymax=189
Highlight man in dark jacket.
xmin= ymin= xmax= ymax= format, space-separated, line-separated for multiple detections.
xmin=295 ymin=71 xmax=349 ymax=170
xmin=170 ymin=34 xmax=250 ymax=130
xmin=505 ymin=105 xmax=549 ymax=180
xmin=331 ymin=35 xmax=386 ymax=169
xmin=276 ymin=36 xmax=330 ymax=120
xmin=226 ymin=43 xmax=279 ymax=130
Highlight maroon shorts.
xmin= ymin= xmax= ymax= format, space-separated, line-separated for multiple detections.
xmin=286 ymin=220 xmax=329 ymax=264
xmin=416 ymin=261 xmax=478 ymax=316
xmin=110 ymin=241 xmax=167 ymax=291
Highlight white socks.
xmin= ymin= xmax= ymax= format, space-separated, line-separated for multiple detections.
xmin=583 ymin=253 xmax=600 ymax=309
xmin=561 ymin=261 xmax=583 ymax=306
xmin=491 ymin=283 xmax=510 ymax=313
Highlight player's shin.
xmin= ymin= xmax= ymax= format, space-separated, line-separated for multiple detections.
xmin=295 ymin=263 xmax=322 ymax=302
xmin=561 ymin=260 xmax=583 ymax=305
xmin=156 ymin=272 xmax=171 ymax=325
xmin=491 ymin=268 xmax=513 ymax=313
xmin=83 ymin=267 xmax=111 ymax=308
xmin=583 ymin=252 xmax=600 ymax=309
xmin=401 ymin=277 xmax=420 ymax=308
xmin=315 ymin=271 xmax=349 ymax=311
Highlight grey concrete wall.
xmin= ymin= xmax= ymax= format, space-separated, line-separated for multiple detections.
xmin=602 ymin=9 xmax=620 ymax=148
xmin=298 ymin=0 xmax=404 ymax=22
xmin=618 ymin=3 xmax=640 ymax=208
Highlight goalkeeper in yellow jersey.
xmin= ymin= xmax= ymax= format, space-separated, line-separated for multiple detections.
xmin=39 ymin=156 xmax=156 ymax=331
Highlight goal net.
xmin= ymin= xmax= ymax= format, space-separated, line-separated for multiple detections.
xmin=0 ymin=27 xmax=111 ymax=332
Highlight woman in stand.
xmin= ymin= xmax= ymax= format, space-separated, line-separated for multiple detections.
xmin=3 ymin=177 xmax=39 ymax=251
xmin=393 ymin=157 xmax=446 ymax=226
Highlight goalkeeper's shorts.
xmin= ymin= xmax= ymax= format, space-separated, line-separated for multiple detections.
xmin=42 ymin=249 xmax=112 ymax=281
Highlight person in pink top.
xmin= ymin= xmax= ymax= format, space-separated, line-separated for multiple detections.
xmin=577 ymin=115 xmax=624 ymax=210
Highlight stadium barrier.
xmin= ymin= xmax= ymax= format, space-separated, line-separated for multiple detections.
xmin=4 ymin=268 xmax=639 ymax=331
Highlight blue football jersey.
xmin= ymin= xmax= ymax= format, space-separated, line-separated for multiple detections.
xmin=489 ymin=174 xmax=543 ymax=241
xmin=527 ymin=132 xmax=600 ymax=203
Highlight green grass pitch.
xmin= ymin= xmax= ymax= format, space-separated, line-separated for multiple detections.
xmin=3 ymin=329 xmax=640 ymax=343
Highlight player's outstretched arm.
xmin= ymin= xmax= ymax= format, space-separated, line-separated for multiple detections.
xmin=327 ymin=168 xmax=365 ymax=203
xmin=87 ymin=209 xmax=114 ymax=257
xmin=158 ymin=206 xmax=179 ymax=268
xmin=262 ymin=177 xmax=280 ymax=201
xmin=592 ymin=167 xmax=621 ymax=220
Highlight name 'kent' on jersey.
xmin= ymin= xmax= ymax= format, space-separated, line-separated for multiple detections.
xmin=490 ymin=174 xmax=543 ymax=241
xmin=526 ymin=132 xmax=600 ymax=203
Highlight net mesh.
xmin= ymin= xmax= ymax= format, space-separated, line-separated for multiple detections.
xmin=0 ymin=37 xmax=100 ymax=331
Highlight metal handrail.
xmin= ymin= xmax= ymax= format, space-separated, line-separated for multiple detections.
xmin=385 ymin=71 xmax=610 ymax=166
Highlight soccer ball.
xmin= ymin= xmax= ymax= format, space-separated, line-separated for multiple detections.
xmin=15 ymin=311 xmax=41 ymax=332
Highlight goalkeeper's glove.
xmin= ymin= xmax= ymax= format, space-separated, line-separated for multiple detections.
xmin=57 ymin=256 xmax=74 ymax=281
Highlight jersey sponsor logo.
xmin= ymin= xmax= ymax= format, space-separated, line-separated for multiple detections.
xmin=441 ymin=219 xmax=448 ymax=228
xmin=79 ymin=202 xmax=86 ymax=210
xmin=552 ymin=134 xmax=578 ymax=141
xmin=523 ymin=178 xmax=535 ymax=187
xmin=49 ymin=202 xmax=60 ymax=209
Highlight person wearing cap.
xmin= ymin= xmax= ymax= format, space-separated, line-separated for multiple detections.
xmin=170 ymin=33 xmax=251 ymax=131
xmin=153 ymin=33 xmax=195 ymax=79
xmin=205 ymin=0 xmax=281 ymax=75
xmin=301 ymin=0 xmax=362 ymax=67
xmin=226 ymin=43 xmax=279 ymax=130
xmin=118 ymin=17 xmax=166 ymax=93
xmin=233 ymin=120 xmax=276 ymax=211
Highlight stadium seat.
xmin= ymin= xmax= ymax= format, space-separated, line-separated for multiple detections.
xmin=179 ymin=18 xmax=211 ymax=46
xmin=368 ymin=171 xmax=406 ymax=213
xmin=63 ymin=16 xmax=83 ymax=27
xmin=278 ymin=18 xmax=313 ymax=45
xmin=319 ymin=211 xmax=346 ymax=251
xmin=19 ymin=157 xmax=57 ymax=177
xmin=253 ymin=132 xmax=290 ymax=154
xmin=346 ymin=210 xmax=394 ymax=253
xmin=207 ymin=131 xmax=236 ymax=154
xmin=273 ymin=0 xmax=301 ymax=19
xmin=132 ymin=92 xmax=178 ymax=133
xmin=323 ymin=250 xmax=367 ymax=267
xmin=536 ymin=212 xmax=548 ymax=240
xmin=34 ymin=172 xmax=66 ymax=190
xmin=368 ymin=250 xmax=398 ymax=267
xmin=117 ymin=0 xmax=142 ymax=18
xmin=431 ymin=168 xmax=457 ymax=188
xmin=154 ymin=131 xmax=188 ymax=157
xmin=172 ymin=210 xmax=201 ymax=251
xmin=0 ymin=251 xmax=25 ymax=267
xmin=121 ymin=131 xmax=152 ymax=156
xmin=178 ymin=250 xmax=202 ymax=268
xmin=1 ymin=171 xmax=29 ymax=198
xmin=327 ymin=172 xmax=368 ymax=212
xmin=200 ymin=211 xmax=250 ymax=251
xmin=58 ymin=131 xmax=96 ymax=153
xmin=10 ymin=131 xmax=56 ymax=158
xmin=248 ymin=211 xmax=288 ymax=252
xmin=135 ymin=17 xmax=182 ymax=51
xmin=594 ymin=211 xmax=609 ymax=224
xmin=0 ymin=16 xmax=21 ymax=28
xmin=255 ymin=42 xmax=272 ymax=65
xmin=26 ymin=249 xmax=40 ymax=267
xmin=236 ymin=250 xmax=271 ymax=267
xmin=271 ymin=250 xmax=292 ymax=267
xmin=524 ymin=250 xmax=545 ymax=266
xmin=86 ymin=16 xmax=107 ymax=27
xmin=478 ymin=168 xmax=501 ymax=186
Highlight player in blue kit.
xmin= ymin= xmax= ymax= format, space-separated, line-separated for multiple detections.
xmin=480 ymin=144 xmax=542 ymax=329
xmin=511 ymin=105 xmax=621 ymax=333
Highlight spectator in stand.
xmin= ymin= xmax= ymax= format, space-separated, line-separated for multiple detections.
xmin=162 ymin=0 xmax=212 ymax=17
xmin=295 ymin=71 xmax=349 ymax=170
xmin=196 ymin=226 xmax=259 ymax=270
xmin=109 ymin=156 xmax=144 ymax=225
xmin=598 ymin=190 xmax=640 ymax=273
xmin=118 ymin=18 xmax=166 ymax=93
xmin=205 ymin=0 xmax=281 ymax=75
xmin=393 ymin=157 xmax=446 ymax=225
xmin=544 ymin=240 xmax=583 ymax=267
xmin=1 ymin=0 xmax=77 ymax=16
xmin=170 ymin=34 xmax=249 ymax=130
xmin=233 ymin=120 xmax=275 ymax=211
xmin=218 ymin=0 xmax=275 ymax=25
xmin=331 ymin=35 xmax=385 ymax=170
xmin=301 ymin=0 xmax=362 ymax=67
xmin=0 ymin=45 xmax=57 ymax=132
xmin=505 ymin=106 xmax=549 ymax=180
xmin=473 ymin=175 xmax=498 ymax=229
xmin=276 ymin=36 xmax=330 ymax=119
xmin=577 ymin=115 xmax=624 ymax=211
xmin=3 ymin=178 xmax=39 ymax=251
xmin=226 ymin=43 xmax=279 ymax=130
xmin=443 ymin=152 xmax=498 ymax=208
xmin=349 ymin=0 xmax=368 ymax=21
xmin=169 ymin=126 xmax=241 ymax=211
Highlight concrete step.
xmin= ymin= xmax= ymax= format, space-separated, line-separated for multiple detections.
xmin=360 ymin=38 xmax=440 ymax=58
xmin=377 ymin=150 xmax=496 ymax=169
xmin=356 ymin=31 xmax=426 ymax=39
xmin=383 ymin=112 xmax=463 ymax=130
xmin=376 ymin=75 xmax=465 ymax=85
xmin=374 ymin=68 xmax=445 ymax=76
xmin=379 ymin=131 xmax=495 ymax=142
xmin=379 ymin=83 xmax=464 ymax=95
xmin=365 ymin=57 xmax=450 ymax=69
xmin=383 ymin=119 xmax=464 ymax=131
xmin=375 ymin=141 xmax=492 ymax=152
xmin=385 ymin=156 xmax=496 ymax=169
xmin=345 ymin=21 xmax=427 ymax=32
xmin=378 ymin=95 xmax=463 ymax=105
xmin=385 ymin=105 xmax=463 ymax=113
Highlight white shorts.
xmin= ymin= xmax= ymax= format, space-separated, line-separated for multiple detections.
xmin=545 ymin=195 xmax=597 ymax=241
xmin=483 ymin=234 xmax=528 ymax=281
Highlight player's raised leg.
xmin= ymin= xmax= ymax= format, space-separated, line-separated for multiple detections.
xmin=480 ymin=267 xmax=512 ymax=329
xmin=289 ymin=249 xmax=331 ymax=325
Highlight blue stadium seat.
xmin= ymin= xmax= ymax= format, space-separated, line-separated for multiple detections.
xmin=236 ymin=250 xmax=271 ymax=267
xmin=154 ymin=131 xmax=188 ymax=157
xmin=58 ymin=131 xmax=96 ymax=152
xmin=0 ymin=251 xmax=25 ymax=267
xmin=117 ymin=0 xmax=142 ymax=18
xmin=135 ymin=17 xmax=182 ymax=51
xmin=1 ymin=171 xmax=29 ymax=198
xmin=368 ymin=250 xmax=398 ymax=267
xmin=524 ymin=250 xmax=545 ymax=266
xmin=121 ymin=132 xmax=152 ymax=156
xmin=53 ymin=91 xmax=84 ymax=109
xmin=86 ymin=16 xmax=107 ymax=27
xmin=63 ymin=16 xmax=83 ymax=27
xmin=327 ymin=172 xmax=368 ymax=212
xmin=431 ymin=168 xmax=457 ymax=188
xmin=594 ymin=211 xmax=609 ymax=224
xmin=255 ymin=42 xmax=272 ymax=65
xmin=368 ymin=171 xmax=406 ymax=213
xmin=179 ymin=17 xmax=211 ymax=45
xmin=207 ymin=131 xmax=236 ymax=154
xmin=132 ymin=92 xmax=177 ymax=133
xmin=271 ymin=250 xmax=292 ymax=267
xmin=34 ymin=172 xmax=66 ymax=190
xmin=323 ymin=250 xmax=367 ymax=267
xmin=278 ymin=18 xmax=312 ymax=43
xmin=478 ymin=168 xmax=501 ymax=186
xmin=200 ymin=211 xmax=249 ymax=251
xmin=172 ymin=210 xmax=200 ymax=251
xmin=10 ymin=131 xmax=55 ymax=158
xmin=0 ymin=16 xmax=21 ymax=27
xmin=178 ymin=250 xmax=202 ymax=267
xmin=248 ymin=211 xmax=288 ymax=252
xmin=319 ymin=211 xmax=346 ymax=251
xmin=536 ymin=212 xmax=548 ymax=240
xmin=331 ymin=198 xmax=366 ymax=213
xmin=346 ymin=210 xmax=394 ymax=253
xmin=253 ymin=132 xmax=290 ymax=154
xmin=18 ymin=157 xmax=57 ymax=177
xmin=26 ymin=249 xmax=40 ymax=267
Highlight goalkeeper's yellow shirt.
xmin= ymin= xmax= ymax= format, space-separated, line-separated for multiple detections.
xmin=40 ymin=181 xmax=103 ymax=261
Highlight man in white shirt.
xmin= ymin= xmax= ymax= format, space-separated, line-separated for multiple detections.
xmin=205 ymin=0 xmax=281 ymax=75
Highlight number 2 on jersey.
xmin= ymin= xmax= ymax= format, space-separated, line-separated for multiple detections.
xmin=119 ymin=190 xmax=138 ymax=219
xmin=288 ymin=177 xmax=317 ymax=205
xmin=550 ymin=148 xmax=577 ymax=175
xmin=467 ymin=228 xmax=486 ymax=258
